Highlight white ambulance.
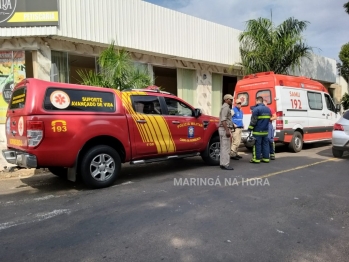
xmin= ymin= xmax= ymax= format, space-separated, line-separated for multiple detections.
xmin=234 ymin=71 xmax=341 ymax=152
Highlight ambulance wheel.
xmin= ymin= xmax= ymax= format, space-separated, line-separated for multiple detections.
xmin=48 ymin=167 xmax=67 ymax=178
xmin=289 ymin=131 xmax=303 ymax=153
xmin=332 ymin=148 xmax=343 ymax=158
xmin=80 ymin=145 xmax=121 ymax=189
xmin=201 ymin=136 xmax=220 ymax=166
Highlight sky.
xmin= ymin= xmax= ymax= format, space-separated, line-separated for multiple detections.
xmin=144 ymin=0 xmax=349 ymax=62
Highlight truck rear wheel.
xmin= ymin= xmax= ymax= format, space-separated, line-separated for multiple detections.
xmin=201 ymin=136 xmax=220 ymax=166
xmin=289 ymin=131 xmax=303 ymax=153
xmin=80 ymin=145 xmax=121 ymax=189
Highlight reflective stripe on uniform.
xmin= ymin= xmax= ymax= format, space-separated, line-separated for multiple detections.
xmin=252 ymin=131 xmax=268 ymax=135
xmin=257 ymin=116 xmax=271 ymax=119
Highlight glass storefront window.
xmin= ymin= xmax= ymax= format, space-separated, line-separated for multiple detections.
xmin=51 ymin=51 xmax=69 ymax=83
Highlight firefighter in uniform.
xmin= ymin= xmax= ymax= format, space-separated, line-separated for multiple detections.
xmin=219 ymin=94 xmax=234 ymax=170
xmin=248 ymin=96 xmax=272 ymax=163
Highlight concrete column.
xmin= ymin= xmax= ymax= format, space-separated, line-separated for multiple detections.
xmin=32 ymin=43 xmax=51 ymax=81
xmin=196 ymin=70 xmax=212 ymax=115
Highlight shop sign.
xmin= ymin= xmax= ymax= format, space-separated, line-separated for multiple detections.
xmin=0 ymin=51 xmax=26 ymax=124
xmin=0 ymin=0 xmax=59 ymax=27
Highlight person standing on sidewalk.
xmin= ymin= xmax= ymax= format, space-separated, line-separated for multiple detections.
xmin=263 ymin=99 xmax=277 ymax=160
xmin=219 ymin=94 xmax=234 ymax=170
xmin=230 ymin=98 xmax=244 ymax=160
xmin=248 ymin=96 xmax=272 ymax=163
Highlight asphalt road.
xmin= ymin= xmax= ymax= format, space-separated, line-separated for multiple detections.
xmin=0 ymin=143 xmax=348 ymax=262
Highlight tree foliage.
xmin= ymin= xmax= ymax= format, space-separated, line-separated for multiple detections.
xmin=78 ymin=41 xmax=152 ymax=90
xmin=238 ymin=17 xmax=313 ymax=75
xmin=344 ymin=1 xmax=349 ymax=14
xmin=341 ymin=93 xmax=349 ymax=110
xmin=338 ymin=43 xmax=349 ymax=82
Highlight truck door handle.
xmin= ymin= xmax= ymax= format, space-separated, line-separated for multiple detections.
xmin=137 ymin=119 xmax=147 ymax=123
xmin=172 ymin=121 xmax=180 ymax=124
xmin=322 ymin=114 xmax=325 ymax=116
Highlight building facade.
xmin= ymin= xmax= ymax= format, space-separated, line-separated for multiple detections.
xmin=0 ymin=0 xmax=347 ymax=160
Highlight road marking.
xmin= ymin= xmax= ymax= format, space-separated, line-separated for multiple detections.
xmin=239 ymin=158 xmax=338 ymax=183
xmin=0 ymin=209 xmax=71 ymax=231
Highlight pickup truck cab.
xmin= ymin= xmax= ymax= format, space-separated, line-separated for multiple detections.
xmin=2 ymin=78 xmax=221 ymax=188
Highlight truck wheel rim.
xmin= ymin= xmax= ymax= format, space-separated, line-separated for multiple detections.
xmin=90 ymin=154 xmax=115 ymax=182
xmin=209 ymin=142 xmax=220 ymax=160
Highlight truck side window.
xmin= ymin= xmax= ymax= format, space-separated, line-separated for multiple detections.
xmin=131 ymin=95 xmax=162 ymax=115
xmin=307 ymin=92 xmax=323 ymax=110
xmin=164 ymin=98 xmax=193 ymax=117
xmin=324 ymin=94 xmax=335 ymax=112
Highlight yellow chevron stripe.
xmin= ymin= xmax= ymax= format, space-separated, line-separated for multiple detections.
xmin=115 ymin=90 xmax=176 ymax=154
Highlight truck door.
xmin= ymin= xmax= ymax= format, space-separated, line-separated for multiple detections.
xmin=127 ymin=95 xmax=167 ymax=158
xmin=162 ymin=97 xmax=204 ymax=152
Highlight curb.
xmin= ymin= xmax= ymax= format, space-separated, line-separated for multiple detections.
xmin=0 ymin=167 xmax=51 ymax=180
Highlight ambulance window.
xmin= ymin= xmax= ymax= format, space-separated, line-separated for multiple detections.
xmin=9 ymin=87 xmax=27 ymax=110
xmin=164 ymin=98 xmax=193 ymax=117
xmin=256 ymin=90 xmax=271 ymax=104
xmin=324 ymin=94 xmax=335 ymax=112
xmin=131 ymin=95 xmax=162 ymax=115
xmin=307 ymin=92 xmax=323 ymax=110
xmin=237 ymin=93 xmax=249 ymax=106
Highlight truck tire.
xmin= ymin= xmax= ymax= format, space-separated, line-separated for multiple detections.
xmin=289 ymin=131 xmax=303 ymax=153
xmin=80 ymin=145 xmax=121 ymax=189
xmin=201 ymin=136 xmax=220 ymax=166
xmin=48 ymin=167 xmax=67 ymax=179
xmin=332 ymin=147 xmax=344 ymax=158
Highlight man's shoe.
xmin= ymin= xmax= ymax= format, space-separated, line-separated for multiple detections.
xmin=236 ymin=155 xmax=243 ymax=159
xmin=249 ymin=159 xmax=260 ymax=164
xmin=220 ymin=165 xmax=234 ymax=170
xmin=230 ymin=156 xmax=240 ymax=160
xmin=270 ymin=156 xmax=275 ymax=160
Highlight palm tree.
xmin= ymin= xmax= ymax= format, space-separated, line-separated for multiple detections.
xmin=345 ymin=1 xmax=349 ymax=14
xmin=78 ymin=41 xmax=152 ymax=90
xmin=238 ymin=17 xmax=313 ymax=75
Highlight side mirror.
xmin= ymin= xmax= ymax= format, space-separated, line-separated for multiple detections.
xmin=335 ymin=104 xmax=341 ymax=113
xmin=194 ymin=108 xmax=202 ymax=118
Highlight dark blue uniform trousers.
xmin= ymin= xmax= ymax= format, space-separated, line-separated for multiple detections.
xmin=252 ymin=135 xmax=270 ymax=163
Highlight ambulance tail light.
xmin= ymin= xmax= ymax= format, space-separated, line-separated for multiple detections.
xmin=27 ymin=120 xmax=44 ymax=147
xmin=276 ymin=111 xmax=283 ymax=130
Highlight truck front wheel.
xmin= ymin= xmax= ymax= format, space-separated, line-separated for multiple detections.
xmin=80 ymin=145 xmax=121 ymax=189
xmin=201 ymin=136 xmax=220 ymax=166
